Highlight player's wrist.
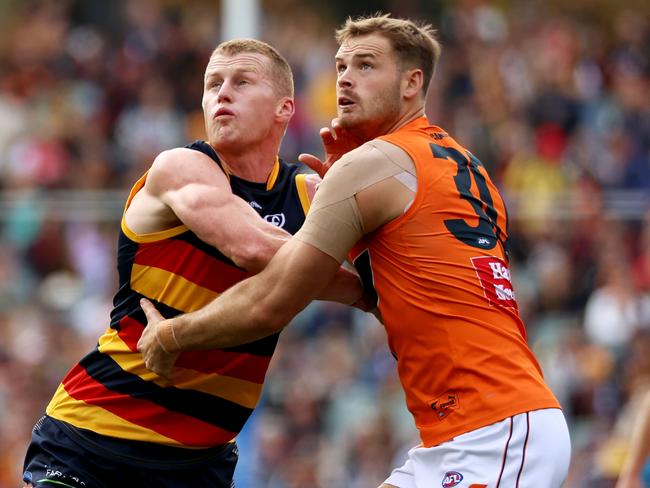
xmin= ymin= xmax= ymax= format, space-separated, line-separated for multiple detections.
xmin=155 ymin=319 xmax=182 ymax=353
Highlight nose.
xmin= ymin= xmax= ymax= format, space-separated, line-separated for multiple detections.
xmin=337 ymin=68 xmax=353 ymax=88
xmin=217 ymin=80 xmax=233 ymax=103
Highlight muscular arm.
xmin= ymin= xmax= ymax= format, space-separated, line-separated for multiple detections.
xmin=138 ymin=142 xmax=415 ymax=375
xmin=126 ymin=148 xmax=289 ymax=273
xmin=126 ymin=148 xmax=361 ymax=304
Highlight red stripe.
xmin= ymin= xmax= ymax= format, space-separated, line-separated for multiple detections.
xmin=496 ymin=416 xmax=513 ymax=488
xmin=515 ymin=412 xmax=530 ymax=487
xmin=175 ymin=350 xmax=270 ymax=383
xmin=118 ymin=316 xmax=144 ymax=352
xmin=118 ymin=316 xmax=270 ymax=383
xmin=62 ymin=363 xmax=236 ymax=446
xmin=134 ymin=239 xmax=248 ymax=292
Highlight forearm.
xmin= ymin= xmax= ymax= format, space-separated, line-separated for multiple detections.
xmin=156 ymin=240 xmax=335 ymax=352
xmin=242 ymin=230 xmax=290 ymax=273
xmin=159 ymin=277 xmax=284 ymax=351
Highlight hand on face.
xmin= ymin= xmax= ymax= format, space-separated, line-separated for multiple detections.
xmin=298 ymin=118 xmax=364 ymax=178
xmin=137 ymin=298 xmax=180 ymax=379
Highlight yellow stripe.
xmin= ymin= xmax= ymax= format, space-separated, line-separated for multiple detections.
xmin=266 ymin=157 xmax=280 ymax=190
xmin=47 ymin=383 xmax=181 ymax=446
xmin=295 ymin=173 xmax=311 ymax=215
xmin=130 ymin=264 xmax=219 ymax=312
xmin=121 ymin=219 xmax=189 ymax=243
xmin=124 ymin=172 xmax=148 ymax=210
xmin=120 ymin=172 xmax=189 ymax=243
xmin=98 ymin=328 xmax=263 ymax=409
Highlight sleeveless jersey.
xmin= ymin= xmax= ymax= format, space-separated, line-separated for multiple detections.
xmin=47 ymin=140 xmax=311 ymax=449
xmin=349 ymin=117 xmax=559 ymax=447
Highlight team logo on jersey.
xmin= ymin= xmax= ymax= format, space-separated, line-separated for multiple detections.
xmin=430 ymin=392 xmax=459 ymax=420
xmin=264 ymin=213 xmax=286 ymax=228
xmin=442 ymin=471 xmax=463 ymax=487
xmin=471 ymin=256 xmax=518 ymax=310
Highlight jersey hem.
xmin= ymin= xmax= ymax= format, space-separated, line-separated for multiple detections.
xmin=418 ymin=400 xmax=561 ymax=447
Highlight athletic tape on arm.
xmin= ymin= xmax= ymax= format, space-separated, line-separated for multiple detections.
xmin=294 ymin=140 xmax=415 ymax=262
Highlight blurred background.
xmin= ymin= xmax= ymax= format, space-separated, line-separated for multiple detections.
xmin=0 ymin=0 xmax=649 ymax=486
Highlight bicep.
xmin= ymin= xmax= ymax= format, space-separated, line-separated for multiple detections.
xmin=146 ymin=149 xmax=289 ymax=267
xmin=164 ymin=182 xmax=287 ymax=257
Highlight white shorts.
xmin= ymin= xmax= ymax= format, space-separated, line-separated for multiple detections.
xmin=384 ymin=408 xmax=571 ymax=488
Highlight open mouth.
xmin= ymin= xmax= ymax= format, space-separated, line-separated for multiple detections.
xmin=338 ymin=96 xmax=355 ymax=107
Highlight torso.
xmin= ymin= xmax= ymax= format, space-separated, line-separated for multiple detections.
xmin=46 ymin=141 xmax=311 ymax=453
xmin=349 ymin=117 xmax=560 ymax=447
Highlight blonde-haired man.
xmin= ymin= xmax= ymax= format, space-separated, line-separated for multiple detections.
xmin=139 ymin=15 xmax=571 ymax=488
xmin=22 ymin=39 xmax=362 ymax=488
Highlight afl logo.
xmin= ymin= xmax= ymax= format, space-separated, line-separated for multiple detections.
xmin=442 ymin=471 xmax=463 ymax=487
xmin=264 ymin=213 xmax=286 ymax=228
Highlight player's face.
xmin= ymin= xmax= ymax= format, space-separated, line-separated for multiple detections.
xmin=335 ymin=33 xmax=402 ymax=140
xmin=202 ymin=52 xmax=281 ymax=152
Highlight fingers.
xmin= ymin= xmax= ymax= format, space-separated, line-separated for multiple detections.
xmin=319 ymin=127 xmax=336 ymax=146
xmin=330 ymin=118 xmax=343 ymax=136
xmin=140 ymin=298 xmax=162 ymax=322
xmin=298 ymin=153 xmax=323 ymax=173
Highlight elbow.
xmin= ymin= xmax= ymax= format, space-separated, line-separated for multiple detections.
xmin=229 ymin=241 xmax=275 ymax=273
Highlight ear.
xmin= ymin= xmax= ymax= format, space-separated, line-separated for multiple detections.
xmin=276 ymin=97 xmax=295 ymax=122
xmin=402 ymin=69 xmax=424 ymax=100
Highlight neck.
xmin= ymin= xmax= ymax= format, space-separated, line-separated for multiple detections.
xmin=351 ymin=104 xmax=426 ymax=143
xmin=383 ymin=105 xmax=426 ymax=136
xmin=212 ymin=139 xmax=280 ymax=183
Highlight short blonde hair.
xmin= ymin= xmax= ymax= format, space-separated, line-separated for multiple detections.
xmin=336 ymin=14 xmax=441 ymax=96
xmin=211 ymin=39 xmax=294 ymax=98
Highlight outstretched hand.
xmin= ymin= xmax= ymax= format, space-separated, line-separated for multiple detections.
xmin=137 ymin=298 xmax=180 ymax=379
xmin=299 ymin=119 xmax=363 ymax=178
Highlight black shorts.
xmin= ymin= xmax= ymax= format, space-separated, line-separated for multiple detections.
xmin=23 ymin=416 xmax=237 ymax=488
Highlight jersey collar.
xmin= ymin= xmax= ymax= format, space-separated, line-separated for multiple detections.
xmin=220 ymin=156 xmax=280 ymax=190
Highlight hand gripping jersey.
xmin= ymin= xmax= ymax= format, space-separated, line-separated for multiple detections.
xmin=349 ymin=117 xmax=560 ymax=447
xmin=47 ymin=141 xmax=310 ymax=449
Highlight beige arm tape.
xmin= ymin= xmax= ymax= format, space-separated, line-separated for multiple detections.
xmin=294 ymin=140 xmax=415 ymax=263
xmin=156 ymin=320 xmax=182 ymax=353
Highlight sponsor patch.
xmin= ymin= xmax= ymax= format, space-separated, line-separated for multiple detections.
xmin=442 ymin=471 xmax=464 ymax=487
xmin=471 ymin=255 xmax=518 ymax=310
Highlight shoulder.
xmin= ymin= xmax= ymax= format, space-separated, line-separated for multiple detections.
xmin=324 ymin=140 xmax=414 ymax=184
xmin=147 ymin=147 xmax=228 ymax=195
xmin=367 ymin=139 xmax=413 ymax=167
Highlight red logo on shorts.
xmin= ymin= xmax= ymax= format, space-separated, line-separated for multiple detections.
xmin=471 ymin=256 xmax=518 ymax=310
xmin=442 ymin=471 xmax=464 ymax=487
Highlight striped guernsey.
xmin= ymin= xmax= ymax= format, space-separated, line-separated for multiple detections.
xmin=47 ymin=140 xmax=311 ymax=448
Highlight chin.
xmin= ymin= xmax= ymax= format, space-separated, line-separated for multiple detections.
xmin=337 ymin=113 xmax=360 ymax=129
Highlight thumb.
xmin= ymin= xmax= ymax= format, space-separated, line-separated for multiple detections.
xmin=140 ymin=298 xmax=162 ymax=322
xmin=298 ymin=153 xmax=323 ymax=173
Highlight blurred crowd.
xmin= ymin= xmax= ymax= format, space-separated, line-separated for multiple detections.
xmin=0 ymin=0 xmax=649 ymax=486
